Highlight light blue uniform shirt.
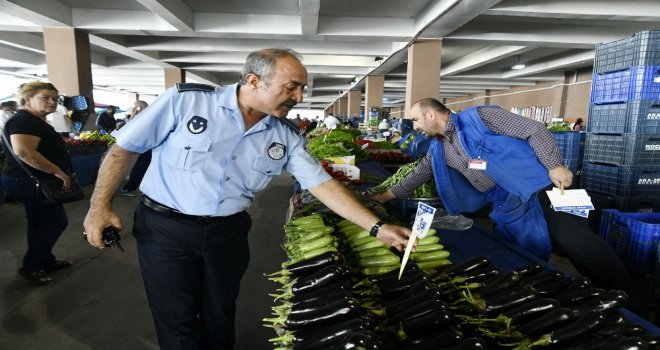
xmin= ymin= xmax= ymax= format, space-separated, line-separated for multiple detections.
xmin=113 ymin=83 xmax=331 ymax=216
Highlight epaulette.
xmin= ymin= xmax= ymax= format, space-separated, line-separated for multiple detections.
xmin=176 ymin=83 xmax=217 ymax=93
xmin=277 ymin=117 xmax=303 ymax=136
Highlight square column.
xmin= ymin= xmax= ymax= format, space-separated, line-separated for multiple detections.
xmin=347 ymin=90 xmax=361 ymax=119
xmin=405 ymin=40 xmax=442 ymax=114
xmin=165 ymin=68 xmax=186 ymax=88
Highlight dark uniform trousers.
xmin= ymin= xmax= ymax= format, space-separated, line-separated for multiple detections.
xmin=134 ymin=202 xmax=252 ymax=350
xmin=538 ymin=186 xmax=645 ymax=311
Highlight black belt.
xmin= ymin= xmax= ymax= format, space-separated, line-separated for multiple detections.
xmin=140 ymin=195 xmax=226 ymax=223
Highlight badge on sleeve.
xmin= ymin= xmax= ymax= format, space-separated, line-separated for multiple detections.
xmin=267 ymin=142 xmax=287 ymax=160
xmin=187 ymin=116 xmax=208 ymax=134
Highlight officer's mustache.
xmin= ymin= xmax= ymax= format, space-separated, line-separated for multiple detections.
xmin=283 ymin=100 xmax=297 ymax=108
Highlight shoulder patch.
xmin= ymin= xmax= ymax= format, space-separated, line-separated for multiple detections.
xmin=176 ymin=83 xmax=217 ymax=93
xmin=277 ymin=117 xmax=303 ymax=136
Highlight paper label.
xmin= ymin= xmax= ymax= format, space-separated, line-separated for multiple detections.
xmin=468 ymin=159 xmax=487 ymax=170
xmin=399 ymin=202 xmax=437 ymax=279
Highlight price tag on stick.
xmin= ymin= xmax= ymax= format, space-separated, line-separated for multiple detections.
xmin=399 ymin=202 xmax=436 ymax=279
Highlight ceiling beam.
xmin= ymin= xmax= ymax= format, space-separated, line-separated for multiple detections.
xmin=300 ymin=0 xmax=320 ymax=36
xmin=442 ymin=45 xmax=531 ymax=76
xmin=503 ymin=50 xmax=594 ymax=78
xmin=485 ymin=0 xmax=660 ymax=21
xmin=136 ymin=0 xmax=194 ymax=32
xmin=0 ymin=0 xmax=71 ymax=27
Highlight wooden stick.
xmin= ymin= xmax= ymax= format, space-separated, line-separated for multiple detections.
xmin=560 ymin=182 xmax=564 ymax=196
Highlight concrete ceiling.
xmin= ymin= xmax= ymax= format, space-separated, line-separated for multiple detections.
xmin=0 ymin=0 xmax=658 ymax=110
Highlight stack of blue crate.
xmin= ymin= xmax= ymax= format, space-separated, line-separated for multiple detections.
xmin=582 ymin=30 xmax=660 ymax=212
xmin=551 ymin=131 xmax=585 ymax=183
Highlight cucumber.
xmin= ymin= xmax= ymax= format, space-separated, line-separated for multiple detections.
xmin=362 ymin=265 xmax=399 ymax=276
xmin=411 ymin=250 xmax=450 ymax=262
xmin=416 ymin=259 xmax=452 ymax=270
xmin=414 ymin=243 xmax=444 ymax=253
xmin=358 ymin=254 xmax=400 ymax=267
xmin=355 ymin=239 xmax=386 ymax=252
xmin=418 ymin=235 xmax=440 ymax=246
xmin=357 ymin=247 xmax=392 ymax=258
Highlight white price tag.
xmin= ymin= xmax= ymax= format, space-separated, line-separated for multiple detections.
xmin=399 ymin=202 xmax=437 ymax=279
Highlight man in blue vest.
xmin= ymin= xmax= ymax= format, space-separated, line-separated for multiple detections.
xmin=372 ymin=98 xmax=641 ymax=306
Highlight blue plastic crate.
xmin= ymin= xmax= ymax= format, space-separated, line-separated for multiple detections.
xmin=71 ymin=95 xmax=88 ymax=111
xmin=582 ymin=162 xmax=660 ymax=197
xmin=588 ymin=100 xmax=660 ymax=134
xmin=599 ymin=209 xmax=660 ymax=271
xmin=552 ymin=131 xmax=585 ymax=161
xmin=594 ymin=30 xmax=660 ymax=73
xmin=591 ymin=65 xmax=660 ymax=104
xmin=584 ymin=133 xmax=660 ymax=166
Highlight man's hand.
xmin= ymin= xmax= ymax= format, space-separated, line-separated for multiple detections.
xmin=83 ymin=205 xmax=123 ymax=249
xmin=549 ymin=166 xmax=573 ymax=189
xmin=369 ymin=190 xmax=396 ymax=204
xmin=376 ymin=223 xmax=413 ymax=252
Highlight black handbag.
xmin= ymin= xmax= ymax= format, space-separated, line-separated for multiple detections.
xmin=2 ymin=131 xmax=84 ymax=205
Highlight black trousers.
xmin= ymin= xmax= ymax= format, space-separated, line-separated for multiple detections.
xmin=133 ymin=202 xmax=251 ymax=350
xmin=1 ymin=175 xmax=68 ymax=272
xmin=538 ymin=186 xmax=645 ymax=309
xmin=123 ymin=150 xmax=152 ymax=191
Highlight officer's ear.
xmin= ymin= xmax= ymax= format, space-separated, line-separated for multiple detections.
xmin=245 ymin=73 xmax=262 ymax=91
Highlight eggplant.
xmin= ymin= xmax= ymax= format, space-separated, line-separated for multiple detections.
xmin=442 ymin=256 xmax=491 ymax=278
xmin=603 ymin=311 xmax=627 ymax=326
xmin=385 ymin=289 xmax=448 ymax=317
xmin=373 ymin=267 xmax=425 ymax=286
xmin=514 ymin=307 xmax=575 ymax=337
xmin=481 ymin=287 xmax=539 ymax=315
xmin=290 ymin=315 xmax=375 ymax=345
xmin=555 ymin=287 xmax=605 ymax=307
xmin=368 ymin=263 xmax=418 ymax=284
xmin=289 ymin=280 xmax=353 ymax=305
xmin=530 ymin=276 xmax=573 ymax=297
xmin=595 ymin=323 xmax=646 ymax=338
xmin=523 ymin=270 xmax=565 ymax=285
xmin=438 ymin=337 xmax=489 ymax=350
xmin=639 ymin=334 xmax=660 ymax=349
xmin=602 ymin=336 xmax=648 ymax=350
xmin=572 ymin=290 xmax=629 ymax=316
xmin=387 ymin=280 xmax=440 ymax=307
xmin=449 ymin=265 xmax=501 ymax=284
xmin=501 ymin=297 xmax=560 ymax=325
xmin=329 ymin=331 xmax=382 ymax=350
xmin=538 ymin=310 xmax=607 ymax=347
xmin=287 ymin=251 xmax=345 ymax=276
xmin=292 ymin=264 xmax=352 ymax=295
xmin=285 ymin=297 xmax=364 ymax=330
xmin=562 ymin=336 xmax=622 ymax=350
xmin=388 ymin=299 xmax=448 ymax=325
xmin=515 ymin=263 xmax=545 ymax=278
xmin=403 ymin=326 xmax=463 ymax=349
xmin=476 ymin=271 xmax=522 ymax=298
xmin=399 ymin=308 xmax=454 ymax=338
xmin=289 ymin=293 xmax=356 ymax=317
xmin=560 ymin=276 xmax=592 ymax=294
xmin=377 ymin=273 xmax=430 ymax=299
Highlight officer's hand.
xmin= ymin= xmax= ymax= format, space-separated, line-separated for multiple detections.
xmin=369 ymin=190 xmax=396 ymax=204
xmin=549 ymin=166 xmax=573 ymax=189
xmin=83 ymin=205 xmax=123 ymax=249
xmin=375 ymin=224 xmax=414 ymax=252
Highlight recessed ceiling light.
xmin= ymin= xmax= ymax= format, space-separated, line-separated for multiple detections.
xmin=511 ymin=63 xmax=526 ymax=70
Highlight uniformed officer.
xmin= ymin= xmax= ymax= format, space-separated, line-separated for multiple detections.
xmin=83 ymin=48 xmax=412 ymax=350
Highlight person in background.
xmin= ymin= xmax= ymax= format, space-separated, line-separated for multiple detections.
xmin=95 ymin=105 xmax=117 ymax=134
xmin=1 ymin=100 xmax=18 ymax=133
xmin=291 ymin=113 xmax=302 ymax=128
xmin=572 ymin=117 xmax=584 ymax=131
xmin=391 ymin=117 xmax=400 ymax=130
xmin=1 ymin=82 xmax=73 ymax=285
xmin=46 ymin=102 xmax=74 ymax=135
xmin=378 ymin=118 xmax=390 ymax=132
xmin=303 ymin=116 xmax=318 ymax=137
xmin=118 ymin=100 xmax=150 ymax=196
xmin=323 ymin=113 xmax=340 ymax=129
xmin=83 ymin=48 xmax=412 ymax=350
xmin=371 ymin=98 xmax=643 ymax=311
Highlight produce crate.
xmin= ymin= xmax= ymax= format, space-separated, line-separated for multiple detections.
xmin=584 ymin=133 xmax=660 ymax=166
xmin=551 ymin=131 xmax=585 ymax=161
xmin=588 ymin=100 xmax=660 ymax=134
xmin=582 ymin=162 xmax=660 ymax=197
xmin=594 ymin=30 xmax=660 ymax=73
xmin=562 ymin=158 xmax=583 ymax=176
xmin=599 ymin=209 xmax=660 ymax=271
xmin=590 ymin=65 xmax=660 ymax=104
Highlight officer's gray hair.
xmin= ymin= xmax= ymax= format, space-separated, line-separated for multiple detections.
xmin=240 ymin=48 xmax=303 ymax=86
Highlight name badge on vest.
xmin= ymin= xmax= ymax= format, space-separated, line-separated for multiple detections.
xmin=468 ymin=159 xmax=487 ymax=170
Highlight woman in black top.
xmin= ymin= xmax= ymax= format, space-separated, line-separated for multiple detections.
xmin=1 ymin=82 xmax=73 ymax=285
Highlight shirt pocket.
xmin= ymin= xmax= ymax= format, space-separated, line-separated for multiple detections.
xmin=163 ymin=135 xmax=212 ymax=172
xmin=246 ymin=155 xmax=285 ymax=192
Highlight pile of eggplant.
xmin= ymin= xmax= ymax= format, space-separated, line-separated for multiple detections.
xmin=265 ymin=213 xmax=660 ymax=349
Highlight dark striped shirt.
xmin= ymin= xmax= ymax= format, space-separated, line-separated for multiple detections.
xmin=390 ymin=107 xmax=562 ymax=198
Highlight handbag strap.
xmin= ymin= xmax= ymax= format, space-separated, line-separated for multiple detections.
xmin=1 ymin=129 xmax=40 ymax=182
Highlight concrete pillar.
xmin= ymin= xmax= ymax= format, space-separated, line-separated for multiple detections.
xmin=347 ymin=90 xmax=361 ymax=118
xmin=126 ymin=92 xmax=138 ymax=105
xmin=553 ymin=71 xmax=573 ymax=118
xmin=165 ymin=68 xmax=186 ymax=88
xmin=333 ymin=101 xmax=340 ymax=115
xmin=484 ymin=90 xmax=492 ymax=105
xmin=405 ymin=40 xmax=442 ymax=114
xmin=365 ymin=75 xmax=384 ymax=118
xmin=43 ymin=28 xmax=95 ymax=130
xmin=338 ymin=96 xmax=348 ymax=116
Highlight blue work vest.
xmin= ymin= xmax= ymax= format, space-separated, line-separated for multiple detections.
xmin=430 ymin=106 xmax=552 ymax=260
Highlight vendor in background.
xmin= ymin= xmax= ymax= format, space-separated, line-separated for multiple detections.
xmin=323 ymin=113 xmax=340 ymax=129
xmin=95 ymin=105 xmax=117 ymax=134
xmin=572 ymin=117 xmax=584 ymax=131
xmin=370 ymin=98 xmax=644 ymax=312
xmin=378 ymin=118 xmax=390 ymax=133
